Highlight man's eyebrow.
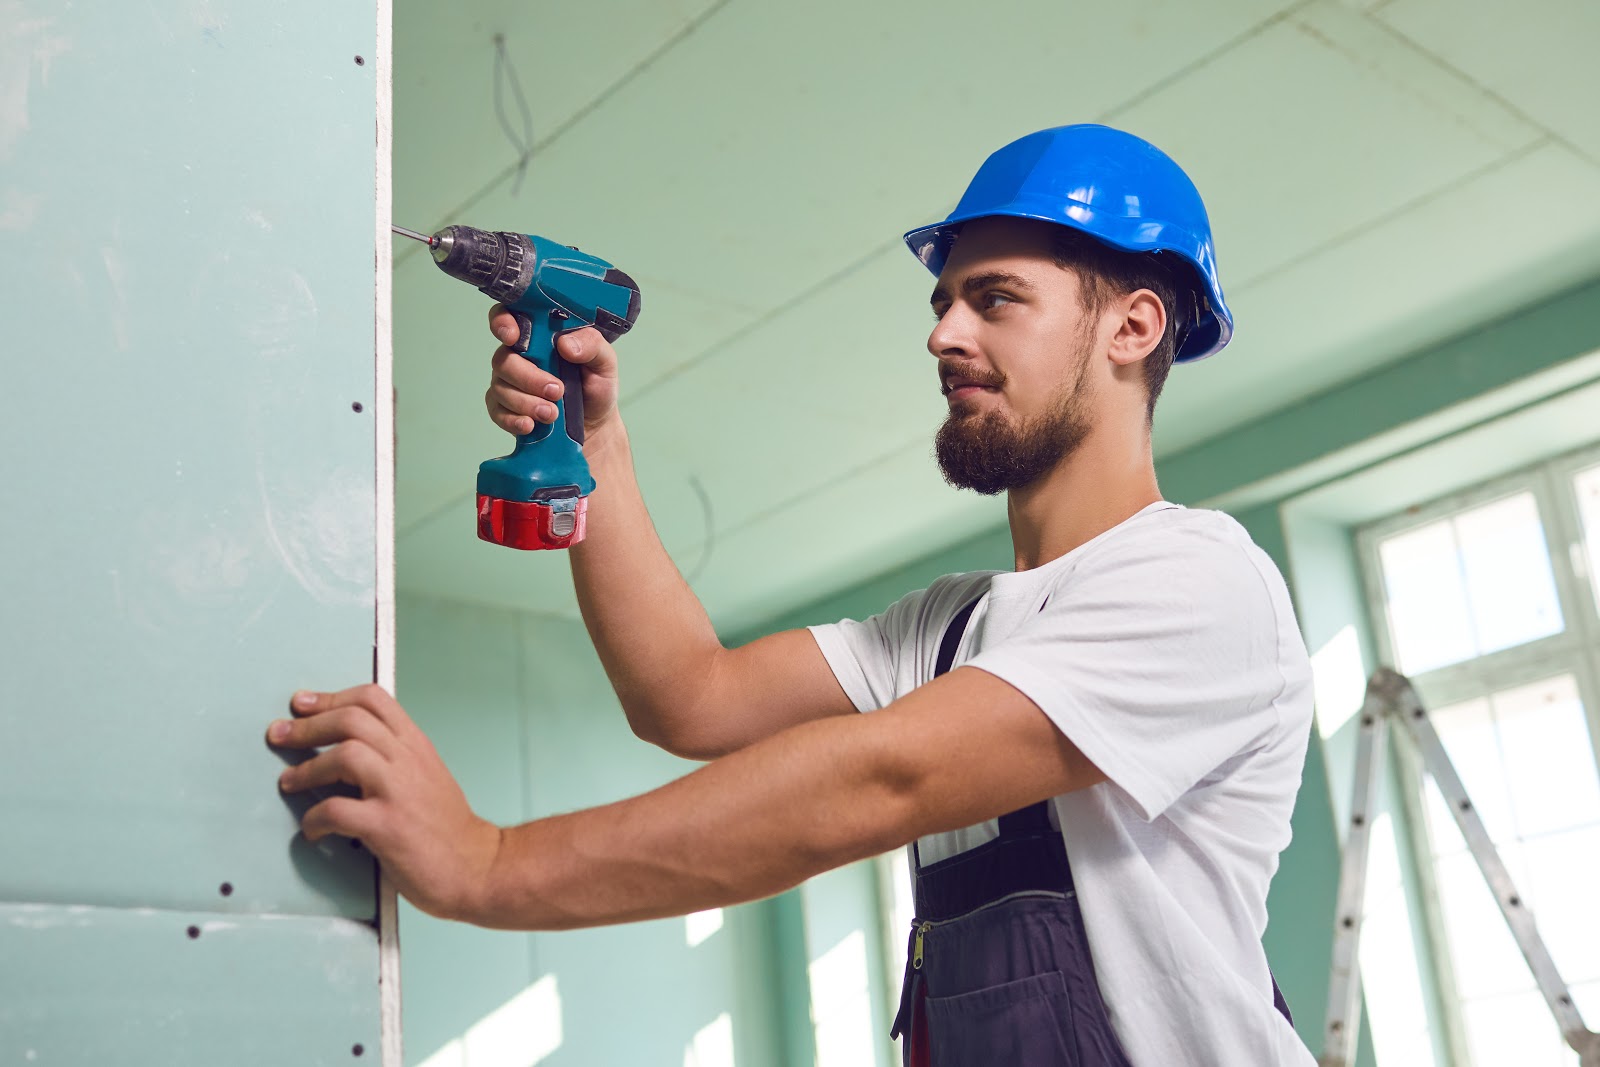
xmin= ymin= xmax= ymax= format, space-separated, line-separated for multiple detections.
xmin=929 ymin=271 xmax=1035 ymax=305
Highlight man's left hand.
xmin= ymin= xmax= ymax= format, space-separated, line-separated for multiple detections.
xmin=268 ymin=684 xmax=501 ymax=922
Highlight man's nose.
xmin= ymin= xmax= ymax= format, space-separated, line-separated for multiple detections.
xmin=927 ymin=306 xmax=973 ymax=361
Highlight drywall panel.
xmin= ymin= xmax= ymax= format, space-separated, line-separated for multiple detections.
xmin=0 ymin=0 xmax=379 ymax=918
xmin=0 ymin=1 xmax=389 ymax=1063
xmin=0 ymin=904 xmax=380 ymax=1066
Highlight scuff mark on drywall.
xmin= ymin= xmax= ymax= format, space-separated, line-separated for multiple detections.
xmin=122 ymin=497 xmax=284 ymax=640
xmin=0 ymin=188 xmax=43 ymax=231
xmin=0 ymin=2 xmax=72 ymax=161
xmin=247 ymin=268 xmax=319 ymax=362
xmin=256 ymin=461 xmax=374 ymax=607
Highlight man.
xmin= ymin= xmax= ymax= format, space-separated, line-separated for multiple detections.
xmin=271 ymin=125 xmax=1316 ymax=1065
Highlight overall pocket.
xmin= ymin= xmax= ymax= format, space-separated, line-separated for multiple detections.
xmin=923 ymin=970 xmax=1076 ymax=1067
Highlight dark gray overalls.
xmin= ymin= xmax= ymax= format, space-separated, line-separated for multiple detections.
xmin=889 ymin=599 xmax=1293 ymax=1066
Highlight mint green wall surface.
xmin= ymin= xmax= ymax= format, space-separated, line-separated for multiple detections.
xmin=0 ymin=3 xmax=383 ymax=1063
xmin=395 ymin=595 xmax=799 ymax=1067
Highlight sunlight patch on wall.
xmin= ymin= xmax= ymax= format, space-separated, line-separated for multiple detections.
xmin=809 ymin=929 xmax=874 ymax=1067
xmin=685 ymin=907 xmax=725 ymax=948
xmin=1311 ymin=623 xmax=1367 ymax=740
xmin=416 ymin=974 xmax=563 ymax=1067
xmin=682 ymin=1011 xmax=735 ymax=1067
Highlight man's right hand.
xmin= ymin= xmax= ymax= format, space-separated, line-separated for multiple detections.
xmin=484 ymin=303 xmax=622 ymax=443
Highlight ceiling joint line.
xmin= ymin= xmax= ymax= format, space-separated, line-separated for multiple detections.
xmin=1229 ymin=136 xmax=1552 ymax=294
xmin=1100 ymin=0 xmax=1318 ymax=123
xmin=629 ymin=239 xmax=906 ymax=402
xmin=395 ymin=0 xmax=741 ymax=268
xmin=1357 ymin=10 xmax=1600 ymax=169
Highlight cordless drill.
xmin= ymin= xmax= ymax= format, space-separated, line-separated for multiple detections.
xmin=395 ymin=224 xmax=641 ymax=550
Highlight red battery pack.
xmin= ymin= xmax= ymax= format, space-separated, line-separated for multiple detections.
xmin=477 ymin=493 xmax=588 ymax=550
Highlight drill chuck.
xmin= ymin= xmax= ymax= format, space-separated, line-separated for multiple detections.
xmin=429 ymin=226 xmax=536 ymax=306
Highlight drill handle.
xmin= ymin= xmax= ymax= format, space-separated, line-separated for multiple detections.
xmin=508 ymin=310 xmax=586 ymax=446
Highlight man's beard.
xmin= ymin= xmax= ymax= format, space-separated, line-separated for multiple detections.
xmin=934 ymin=351 xmax=1094 ymax=496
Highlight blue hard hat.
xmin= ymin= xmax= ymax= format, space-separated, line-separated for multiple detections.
xmin=904 ymin=124 xmax=1231 ymax=363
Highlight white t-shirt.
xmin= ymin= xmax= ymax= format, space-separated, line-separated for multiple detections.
xmin=809 ymin=502 xmax=1316 ymax=1067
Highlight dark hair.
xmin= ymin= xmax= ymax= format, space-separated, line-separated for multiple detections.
xmin=1049 ymin=229 xmax=1194 ymax=421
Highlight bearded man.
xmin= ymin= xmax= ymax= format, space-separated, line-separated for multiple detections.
xmin=272 ymin=125 xmax=1317 ymax=1066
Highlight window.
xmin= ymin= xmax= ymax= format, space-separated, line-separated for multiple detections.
xmin=1358 ymin=444 xmax=1600 ymax=1066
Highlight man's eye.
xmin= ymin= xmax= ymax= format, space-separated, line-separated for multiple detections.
xmin=981 ymin=292 xmax=1013 ymax=310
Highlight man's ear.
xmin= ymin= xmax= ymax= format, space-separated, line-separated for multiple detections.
xmin=1107 ymin=289 xmax=1166 ymax=367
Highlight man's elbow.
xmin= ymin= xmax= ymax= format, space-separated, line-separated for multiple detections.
xmin=798 ymin=733 xmax=929 ymax=867
xmin=618 ymin=700 xmax=733 ymax=762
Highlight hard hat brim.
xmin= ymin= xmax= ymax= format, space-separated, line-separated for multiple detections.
xmin=904 ymin=203 xmax=1232 ymax=363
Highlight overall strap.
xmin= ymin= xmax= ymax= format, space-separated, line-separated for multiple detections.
xmin=934 ymin=594 xmax=1050 ymax=840
xmin=934 ymin=597 xmax=981 ymax=678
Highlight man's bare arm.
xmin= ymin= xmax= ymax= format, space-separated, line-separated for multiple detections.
xmin=486 ymin=320 xmax=855 ymax=760
xmin=574 ymin=420 xmax=856 ymax=759
xmin=271 ymin=667 xmax=1106 ymax=929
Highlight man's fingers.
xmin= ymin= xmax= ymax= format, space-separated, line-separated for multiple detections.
xmin=487 ymin=397 xmax=537 ymax=436
xmin=279 ymin=739 xmax=385 ymax=795
xmin=267 ymin=705 xmax=399 ymax=757
xmin=554 ymin=327 xmax=615 ymax=371
xmin=287 ymin=683 xmax=415 ymax=740
xmin=488 ymin=350 xmax=564 ymax=429
xmin=490 ymin=347 xmax=561 ymax=393
xmin=301 ymin=795 xmax=376 ymax=843
xmin=487 ymin=303 xmax=520 ymax=345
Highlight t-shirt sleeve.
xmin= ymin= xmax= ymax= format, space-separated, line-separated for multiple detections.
xmin=966 ymin=522 xmax=1290 ymax=821
xmin=808 ymin=586 xmax=930 ymax=712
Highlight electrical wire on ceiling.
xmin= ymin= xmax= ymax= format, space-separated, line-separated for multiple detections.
xmin=491 ymin=33 xmax=535 ymax=196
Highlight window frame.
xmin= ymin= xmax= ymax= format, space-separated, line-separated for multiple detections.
xmin=1354 ymin=439 xmax=1600 ymax=1066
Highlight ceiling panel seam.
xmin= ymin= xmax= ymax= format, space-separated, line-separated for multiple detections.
xmin=1369 ymin=8 xmax=1599 ymax=168
xmin=1100 ymin=0 xmax=1316 ymax=123
xmin=1229 ymin=136 xmax=1553 ymax=293
xmin=393 ymin=0 xmax=739 ymax=270
xmin=630 ymin=240 xmax=907 ymax=400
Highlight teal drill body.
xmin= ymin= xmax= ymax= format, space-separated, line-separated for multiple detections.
xmin=409 ymin=226 xmax=641 ymax=550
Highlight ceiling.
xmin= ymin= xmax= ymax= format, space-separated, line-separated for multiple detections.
xmin=391 ymin=0 xmax=1600 ymax=635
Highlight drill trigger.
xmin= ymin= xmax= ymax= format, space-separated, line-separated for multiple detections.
xmin=509 ymin=311 xmax=534 ymax=356
xmin=557 ymin=347 xmax=585 ymax=446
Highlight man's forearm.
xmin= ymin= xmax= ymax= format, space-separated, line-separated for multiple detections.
xmin=465 ymin=709 xmax=916 ymax=930
xmin=570 ymin=422 xmax=726 ymax=748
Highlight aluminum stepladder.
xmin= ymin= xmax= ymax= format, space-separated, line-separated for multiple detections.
xmin=1321 ymin=668 xmax=1600 ymax=1067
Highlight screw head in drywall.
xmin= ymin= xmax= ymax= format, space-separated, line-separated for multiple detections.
xmin=354 ymin=55 xmax=365 ymax=66
xmin=352 ymin=401 xmax=364 ymax=413
xmin=219 ymin=882 xmax=234 ymax=897
xmin=186 ymin=925 xmax=200 ymax=939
